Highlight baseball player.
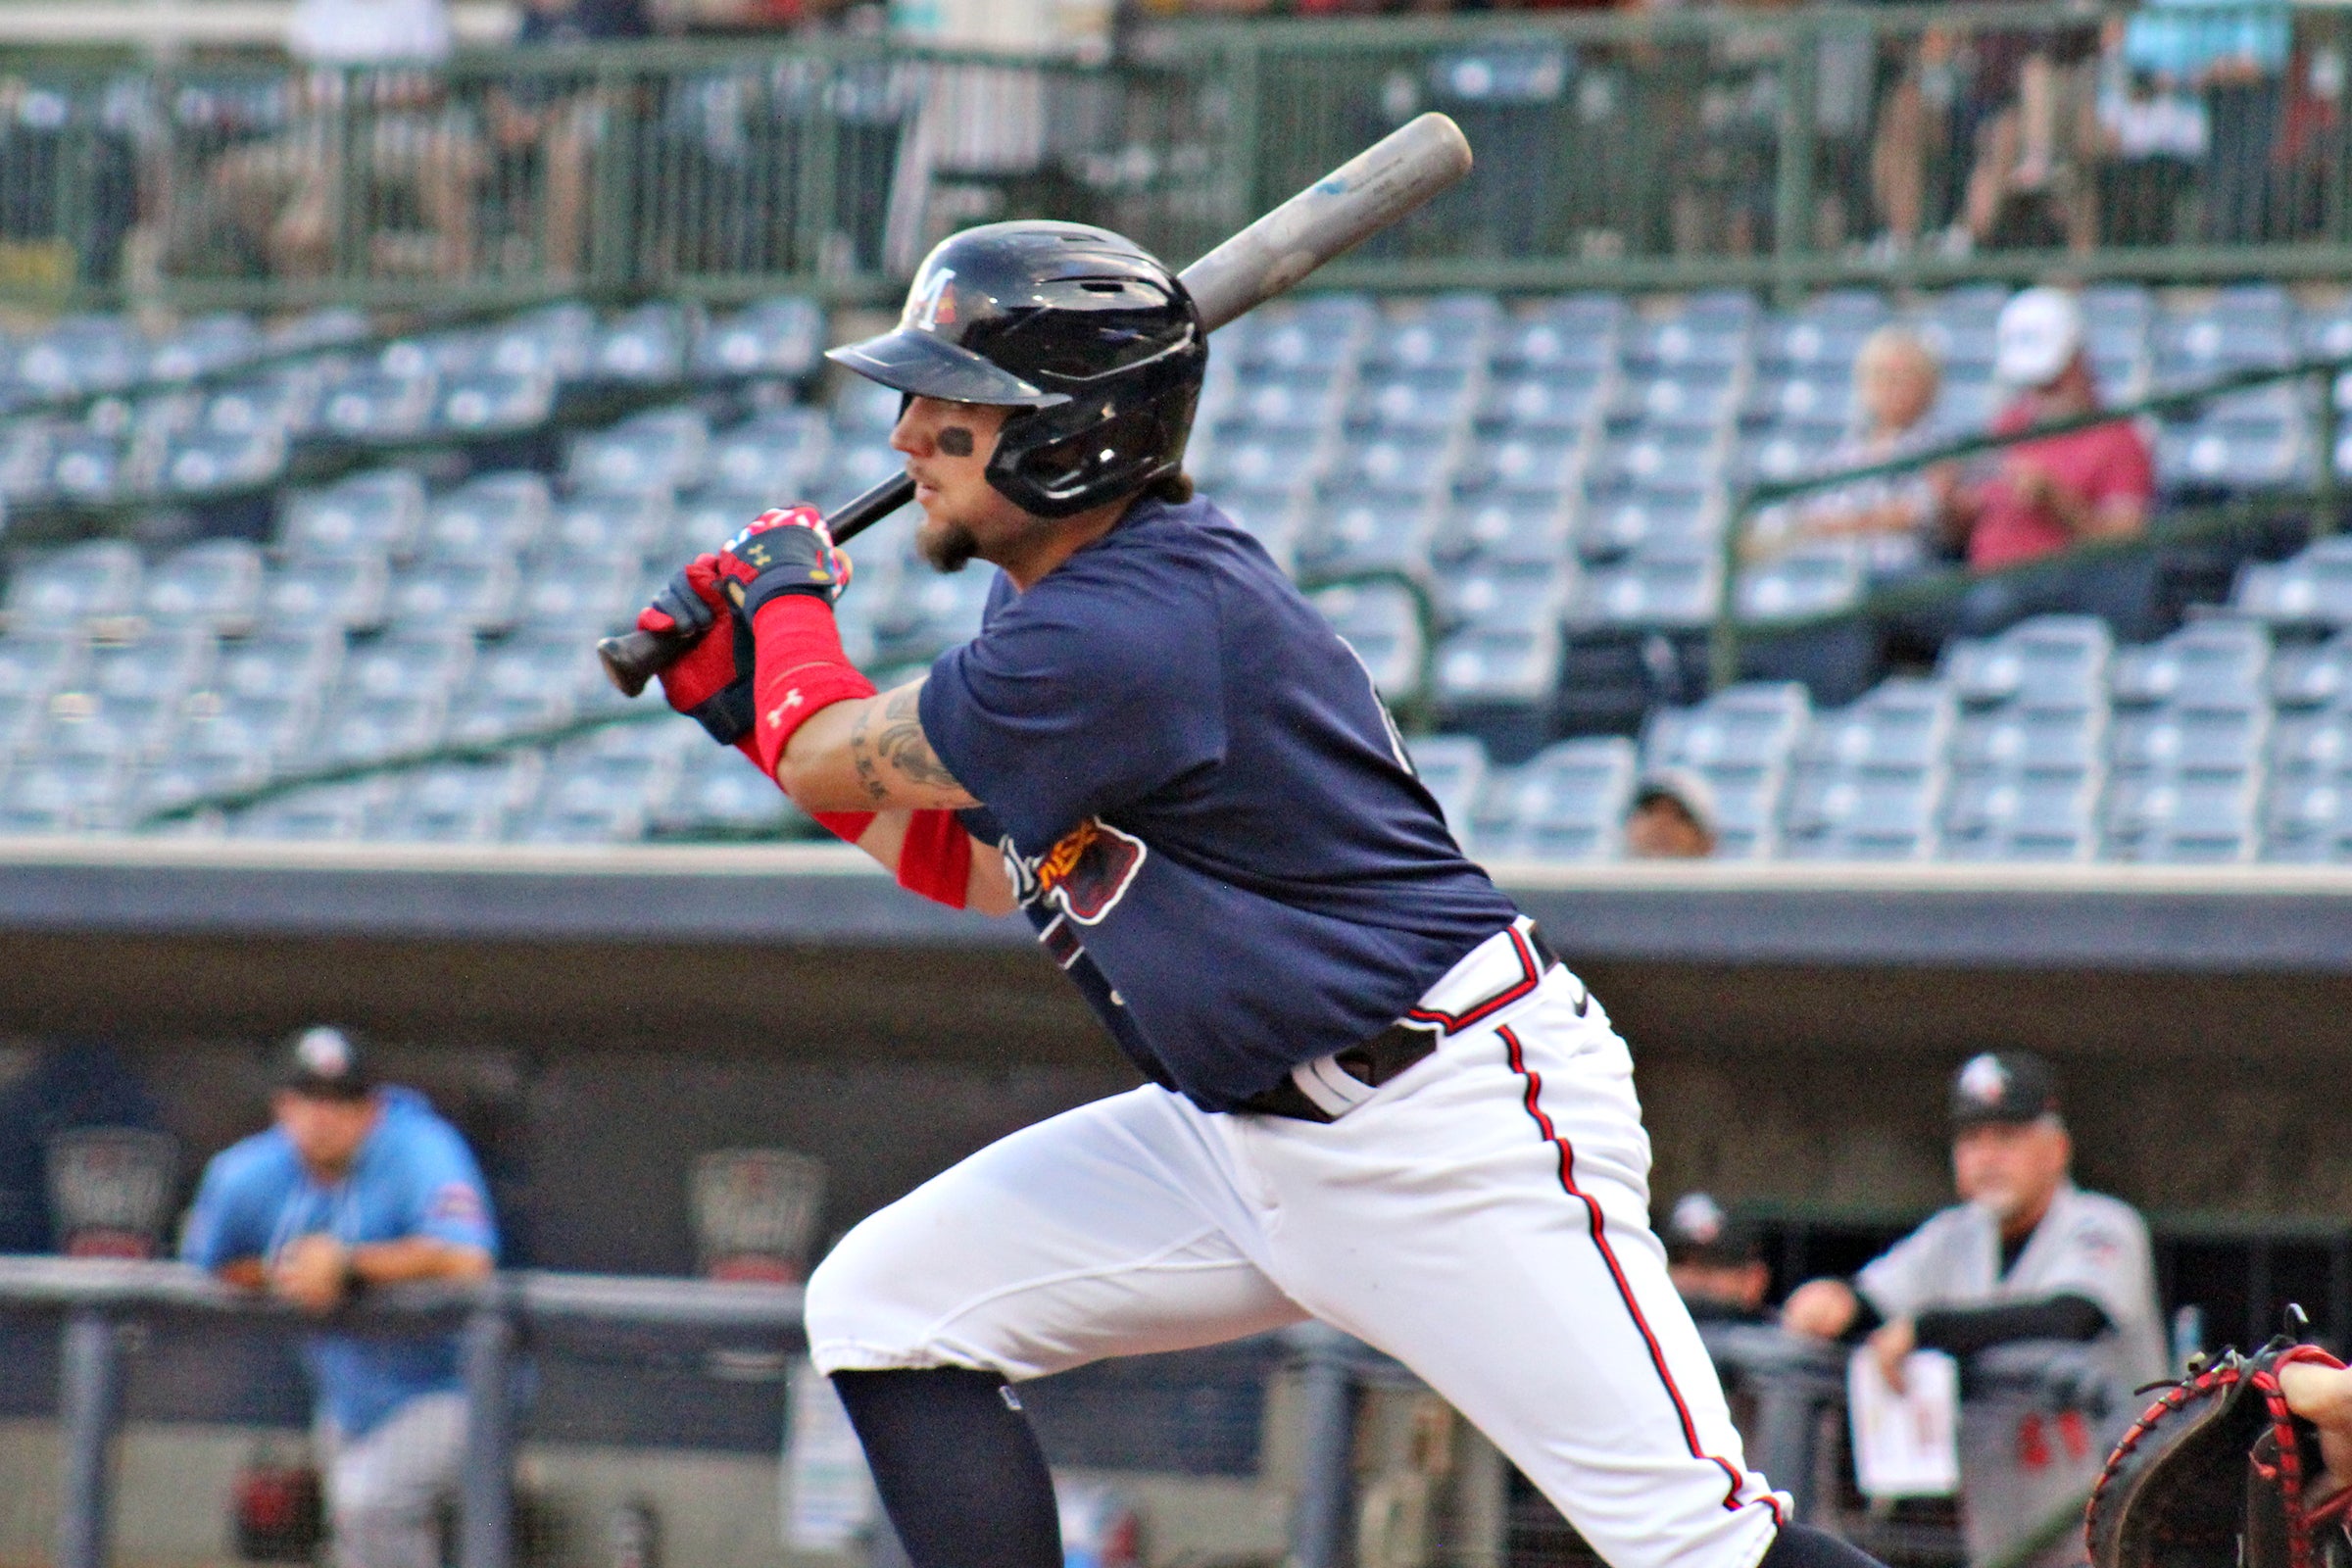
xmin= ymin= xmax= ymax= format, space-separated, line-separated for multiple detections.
xmin=183 ymin=1028 xmax=497 ymax=1568
xmin=635 ymin=220 xmax=1892 ymax=1568
xmin=1782 ymin=1052 xmax=2165 ymax=1564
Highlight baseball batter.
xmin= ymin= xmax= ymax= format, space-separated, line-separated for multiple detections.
xmin=635 ymin=220 xmax=1888 ymax=1568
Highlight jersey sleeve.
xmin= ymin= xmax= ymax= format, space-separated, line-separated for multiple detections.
xmin=2022 ymin=1201 xmax=2154 ymax=1333
xmin=397 ymin=1122 xmax=499 ymax=1257
xmin=920 ymin=578 xmax=1225 ymax=847
xmin=1853 ymin=1213 xmax=1953 ymax=1321
xmin=180 ymin=1146 xmax=276 ymax=1269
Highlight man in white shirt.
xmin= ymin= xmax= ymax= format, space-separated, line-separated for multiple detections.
xmin=1784 ymin=1052 xmax=2165 ymax=1565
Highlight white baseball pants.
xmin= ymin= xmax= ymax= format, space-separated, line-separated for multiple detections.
xmin=806 ymin=928 xmax=1788 ymax=1568
xmin=318 ymin=1391 xmax=466 ymax=1568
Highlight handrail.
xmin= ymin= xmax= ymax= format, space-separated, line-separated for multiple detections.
xmin=0 ymin=1255 xmax=808 ymax=1334
xmin=1712 ymin=355 xmax=2352 ymax=689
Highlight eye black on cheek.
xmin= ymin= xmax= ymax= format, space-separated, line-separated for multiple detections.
xmin=937 ymin=426 xmax=975 ymax=458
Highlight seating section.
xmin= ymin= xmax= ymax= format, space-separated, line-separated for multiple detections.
xmin=0 ymin=284 xmax=2346 ymax=851
xmin=1432 ymin=612 xmax=2352 ymax=862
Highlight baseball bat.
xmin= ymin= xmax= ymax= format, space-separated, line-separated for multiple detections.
xmin=597 ymin=111 xmax=1474 ymax=698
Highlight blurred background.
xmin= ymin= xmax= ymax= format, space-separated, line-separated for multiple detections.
xmin=0 ymin=0 xmax=2350 ymax=1562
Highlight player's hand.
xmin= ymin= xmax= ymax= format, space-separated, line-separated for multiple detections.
xmin=1867 ymin=1316 xmax=1918 ymax=1394
xmin=271 ymin=1233 xmax=352 ymax=1315
xmin=637 ymin=556 xmax=755 ymax=746
xmin=712 ymin=506 xmax=853 ymax=616
xmin=1781 ymin=1277 xmax=1860 ymax=1340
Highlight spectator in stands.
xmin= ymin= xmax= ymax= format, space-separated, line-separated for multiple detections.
xmin=1942 ymin=286 xmax=2154 ymax=577
xmin=204 ymin=0 xmax=482 ymax=282
xmin=2120 ymin=0 xmax=2294 ymax=243
xmin=1780 ymin=1052 xmax=2166 ymax=1566
xmin=1953 ymin=9 xmax=2104 ymax=254
xmin=488 ymin=0 xmax=648 ymax=281
xmin=1625 ymin=769 xmax=1718 ymax=859
xmin=1754 ymin=327 xmax=1953 ymax=583
xmin=183 ymin=1028 xmax=497 ymax=1568
xmin=1664 ymin=1193 xmax=1772 ymax=1326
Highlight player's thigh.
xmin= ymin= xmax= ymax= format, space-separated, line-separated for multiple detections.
xmin=1245 ymin=985 xmax=1784 ymax=1568
xmin=806 ymin=1084 xmax=1305 ymax=1381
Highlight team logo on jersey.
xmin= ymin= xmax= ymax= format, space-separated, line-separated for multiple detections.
xmin=1004 ymin=818 xmax=1147 ymax=925
xmin=427 ymin=1183 xmax=485 ymax=1225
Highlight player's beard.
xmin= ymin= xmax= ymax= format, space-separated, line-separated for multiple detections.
xmin=915 ymin=514 xmax=981 ymax=573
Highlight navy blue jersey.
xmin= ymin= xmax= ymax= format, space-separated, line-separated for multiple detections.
xmin=921 ymin=494 xmax=1521 ymax=1111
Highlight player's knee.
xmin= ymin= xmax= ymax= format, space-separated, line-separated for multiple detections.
xmin=803 ymin=1213 xmax=918 ymax=1368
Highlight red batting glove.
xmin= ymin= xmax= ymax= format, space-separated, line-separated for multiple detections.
xmin=638 ymin=555 xmax=755 ymax=746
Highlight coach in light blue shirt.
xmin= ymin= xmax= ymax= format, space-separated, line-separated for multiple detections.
xmin=183 ymin=1027 xmax=497 ymax=1568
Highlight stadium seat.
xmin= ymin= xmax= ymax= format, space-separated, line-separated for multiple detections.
xmin=1348 ymin=368 xmax=1477 ymax=437
xmin=36 ymin=692 xmax=172 ymax=767
xmin=1780 ymin=765 xmax=1938 ymax=859
xmin=589 ymin=303 xmax=690 ymax=385
xmin=1798 ymin=678 xmax=1955 ymax=771
xmin=707 ymin=407 xmax=831 ymax=497
xmin=1576 ymin=485 xmax=1718 ymax=564
xmin=1363 ymin=294 xmax=1498 ymax=375
xmin=2109 ymin=617 xmax=2271 ymax=706
xmin=374 ymin=759 xmax=545 ymax=843
xmin=5 ymin=540 xmax=142 ymax=627
xmin=264 ymin=557 xmax=393 ymax=634
xmin=0 ymin=755 xmax=129 ymax=833
xmin=567 ymin=408 xmax=711 ymax=496
xmin=337 ymin=627 xmax=476 ymax=704
xmin=1460 ymin=428 xmax=1587 ymax=496
xmin=424 ymin=471 xmax=555 ymax=564
xmin=0 ymin=633 xmax=85 ymax=704
xmin=228 ymin=781 xmax=392 ymax=841
xmin=1481 ymin=368 xmax=1610 ymax=436
xmin=142 ymin=541 xmax=264 ymax=635
xmin=436 ymin=369 xmax=557 ymax=438
xmin=149 ymin=313 xmax=263 ymax=383
xmin=318 ymin=366 xmax=437 ymax=445
xmin=178 ymin=690 xmax=315 ymax=770
xmin=653 ymin=747 xmax=804 ymax=840
xmin=2232 ymin=539 xmax=2352 ymax=629
xmin=281 ymin=469 xmax=429 ymax=563
xmin=2260 ymin=774 xmax=2352 ymax=860
xmin=389 ymin=560 xmax=521 ymax=635
xmin=1493 ymin=295 xmax=1627 ymax=376
xmin=1737 ymin=544 xmax=1865 ymax=623
xmin=1491 ymin=736 xmax=1638 ymax=860
xmin=321 ymin=693 xmax=448 ymax=765
xmin=1943 ymin=616 xmax=2114 ymax=708
xmin=1573 ymin=547 xmax=1722 ymax=626
xmin=1938 ymin=766 xmax=2102 ymax=860
xmin=1644 ymin=681 xmax=1810 ymax=773
xmin=2104 ymin=771 xmax=2261 ymax=862
xmin=2267 ymin=710 xmax=2352 ymax=776
xmin=1434 ymin=492 xmax=1575 ymax=573
xmin=1296 ymin=496 xmax=1439 ymax=581
xmin=213 ymin=627 xmax=343 ymax=707
xmin=692 ymin=296 xmax=823 ymax=381
xmin=1952 ymin=707 xmax=2108 ymax=772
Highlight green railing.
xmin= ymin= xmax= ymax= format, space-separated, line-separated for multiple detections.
xmin=1713 ymin=355 xmax=2350 ymax=688
xmin=2 ymin=2 xmax=2350 ymax=310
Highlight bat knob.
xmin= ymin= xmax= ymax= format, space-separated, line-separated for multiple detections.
xmin=597 ymin=629 xmax=678 ymax=698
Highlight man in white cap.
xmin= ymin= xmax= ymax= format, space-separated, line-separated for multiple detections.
xmin=1626 ymin=768 xmax=1719 ymax=859
xmin=1941 ymin=287 xmax=2155 ymax=574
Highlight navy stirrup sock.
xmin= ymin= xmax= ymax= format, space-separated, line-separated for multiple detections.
xmin=1759 ymin=1522 xmax=1896 ymax=1568
xmin=830 ymin=1367 xmax=1062 ymax=1568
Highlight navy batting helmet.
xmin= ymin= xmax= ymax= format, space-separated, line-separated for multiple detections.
xmin=826 ymin=220 xmax=1206 ymax=518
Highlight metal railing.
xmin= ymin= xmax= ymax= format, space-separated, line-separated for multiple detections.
xmin=0 ymin=3 xmax=2349 ymax=309
xmin=1713 ymin=353 xmax=2352 ymax=689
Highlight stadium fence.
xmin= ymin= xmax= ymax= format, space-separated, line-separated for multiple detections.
xmin=4 ymin=3 xmax=2352 ymax=311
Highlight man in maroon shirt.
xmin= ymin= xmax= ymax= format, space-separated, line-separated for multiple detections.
xmin=1946 ymin=287 xmax=2156 ymax=572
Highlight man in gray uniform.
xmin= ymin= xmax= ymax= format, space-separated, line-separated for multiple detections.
xmin=1783 ymin=1052 xmax=2165 ymax=1565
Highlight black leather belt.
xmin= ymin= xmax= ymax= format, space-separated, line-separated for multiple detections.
xmin=1237 ymin=923 xmax=1563 ymax=1124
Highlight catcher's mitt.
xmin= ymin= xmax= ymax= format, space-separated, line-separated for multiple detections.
xmin=2086 ymin=1334 xmax=2350 ymax=1568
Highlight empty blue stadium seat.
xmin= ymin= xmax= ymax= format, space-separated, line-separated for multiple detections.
xmin=2234 ymin=539 xmax=2352 ymax=628
xmin=568 ymin=407 xmax=711 ymax=495
xmin=1939 ymin=766 xmax=2101 ymax=860
xmin=5 ymin=541 xmax=141 ymax=627
xmin=1489 ymin=736 xmax=1638 ymax=860
xmin=1943 ymin=616 xmax=2114 ymax=708
xmin=693 ymin=296 xmax=823 ymax=381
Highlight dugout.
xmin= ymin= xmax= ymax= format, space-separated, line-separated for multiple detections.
xmin=2 ymin=841 xmax=2350 ymax=1567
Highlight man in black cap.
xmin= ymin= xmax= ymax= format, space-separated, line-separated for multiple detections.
xmin=1664 ymin=1193 xmax=1772 ymax=1326
xmin=182 ymin=1028 xmax=497 ymax=1568
xmin=1782 ymin=1052 xmax=2163 ymax=1564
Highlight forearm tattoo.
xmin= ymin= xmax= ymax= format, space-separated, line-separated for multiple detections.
xmin=848 ymin=682 xmax=969 ymax=804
